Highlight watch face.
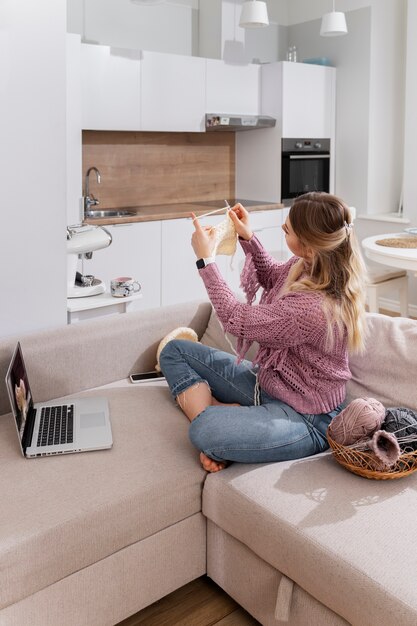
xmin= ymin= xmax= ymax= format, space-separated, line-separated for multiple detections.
xmin=196 ymin=258 xmax=205 ymax=269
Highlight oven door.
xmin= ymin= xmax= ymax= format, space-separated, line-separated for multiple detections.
xmin=281 ymin=152 xmax=330 ymax=200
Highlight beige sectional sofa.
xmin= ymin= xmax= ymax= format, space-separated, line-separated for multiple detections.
xmin=0 ymin=301 xmax=416 ymax=626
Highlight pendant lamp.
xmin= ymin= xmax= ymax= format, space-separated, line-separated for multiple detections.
xmin=320 ymin=0 xmax=348 ymax=37
xmin=239 ymin=0 xmax=269 ymax=29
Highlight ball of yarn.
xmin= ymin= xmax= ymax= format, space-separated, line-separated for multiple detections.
xmin=328 ymin=397 xmax=385 ymax=446
xmin=382 ymin=407 xmax=417 ymax=452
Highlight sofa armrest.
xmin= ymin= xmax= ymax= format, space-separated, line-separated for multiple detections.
xmin=0 ymin=300 xmax=212 ymax=413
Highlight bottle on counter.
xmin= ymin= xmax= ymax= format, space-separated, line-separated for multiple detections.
xmin=286 ymin=46 xmax=297 ymax=62
xmin=292 ymin=45 xmax=297 ymax=62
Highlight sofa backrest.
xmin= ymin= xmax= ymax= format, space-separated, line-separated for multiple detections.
xmin=0 ymin=301 xmax=212 ymax=416
xmin=347 ymin=312 xmax=417 ymax=409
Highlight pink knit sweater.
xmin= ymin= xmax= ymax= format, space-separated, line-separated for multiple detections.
xmin=199 ymin=235 xmax=350 ymax=414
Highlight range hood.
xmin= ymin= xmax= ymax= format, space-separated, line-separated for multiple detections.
xmin=206 ymin=113 xmax=276 ymax=132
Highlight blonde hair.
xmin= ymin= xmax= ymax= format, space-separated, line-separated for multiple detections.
xmin=284 ymin=192 xmax=367 ymax=353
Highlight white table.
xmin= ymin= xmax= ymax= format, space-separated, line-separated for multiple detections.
xmin=362 ymin=233 xmax=417 ymax=276
xmin=67 ymin=291 xmax=142 ymax=324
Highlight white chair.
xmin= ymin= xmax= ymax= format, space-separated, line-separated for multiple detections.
xmin=366 ymin=265 xmax=409 ymax=317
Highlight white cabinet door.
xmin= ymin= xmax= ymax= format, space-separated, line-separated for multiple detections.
xmin=82 ymin=222 xmax=161 ymax=311
xmin=81 ymin=44 xmax=141 ymax=131
xmin=141 ymin=51 xmax=206 ymax=132
xmin=281 ymin=62 xmax=336 ymax=138
xmin=225 ymin=209 xmax=292 ymax=298
xmin=206 ymin=59 xmax=260 ymax=115
xmin=161 ymin=216 xmax=229 ymax=306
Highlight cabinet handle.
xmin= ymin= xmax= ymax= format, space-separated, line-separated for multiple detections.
xmin=113 ymin=223 xmax=133 ymax=228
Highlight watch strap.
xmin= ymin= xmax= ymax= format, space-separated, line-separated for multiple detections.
xmin=196 ymin=256 xmax=215 ymax=269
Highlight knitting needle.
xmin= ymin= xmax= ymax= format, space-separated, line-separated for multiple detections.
xmin=191 ymin=200 xmax=231 ymax=221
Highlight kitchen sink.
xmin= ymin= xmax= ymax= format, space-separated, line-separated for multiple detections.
xmin=85 ymin=209 xmax=136 ymax=219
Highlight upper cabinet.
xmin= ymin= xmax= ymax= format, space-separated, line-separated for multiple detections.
xmin=79 ymin=43 xmax=262 ymax=133
xmin=81 ymin=44 xmax=141 ymax=131
xmin=206 ymin=60 xmax=260 ymax=115
xmin=261 ymin=61 xmax=336 ymax=139
xmin=281 ymin=62 xmax=335 ymax=138
xmin=141 ymin=51 xmax=206 ymax=132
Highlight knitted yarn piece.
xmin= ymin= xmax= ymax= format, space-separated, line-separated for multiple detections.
xmin=212 ymin=213 xmax=238 ymax=256
xmin=367 ymin=429 xmax=401 ymax=469
xmin=155 ymin=327 xmax=198 ymax=372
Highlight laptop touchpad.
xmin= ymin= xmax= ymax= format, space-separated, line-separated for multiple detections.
xmin=81 ymin=412 xmax=106 ymax=428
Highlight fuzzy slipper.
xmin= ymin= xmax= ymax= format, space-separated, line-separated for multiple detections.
xmin=155 ymin=327 xmax=199 ymax=372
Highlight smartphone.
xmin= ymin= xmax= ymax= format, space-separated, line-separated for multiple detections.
xmin=129 ymin=371 xmax=166 ymax=384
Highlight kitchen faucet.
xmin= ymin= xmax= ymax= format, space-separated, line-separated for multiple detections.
xmin=84 ymin=166 xmax=101 ymax=213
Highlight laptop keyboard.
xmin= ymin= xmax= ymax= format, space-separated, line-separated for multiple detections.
xmin=37 ymin=405 xmax=74 ymax=447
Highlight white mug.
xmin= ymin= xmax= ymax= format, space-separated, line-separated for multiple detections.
xmin=110 ymin=276 xmax=141 ymax=298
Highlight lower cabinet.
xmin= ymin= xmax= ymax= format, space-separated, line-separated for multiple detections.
xmin=82 ymin=221 xmax=162 ymax=311
xmin=161 ymin=215 xmax=229 ymax=306
xmin=161 ymin=209 xmax=291 ymax=306
xmin=224 ymin=208 xmax=291 ymax=299
xmin=76 ymin=209 xmax=290 ymax=320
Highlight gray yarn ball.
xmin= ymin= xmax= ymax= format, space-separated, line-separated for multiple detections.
xmin=382 ymin=408 xmax=417 ymax=452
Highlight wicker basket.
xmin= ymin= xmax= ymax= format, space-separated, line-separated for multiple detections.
xmin=327 ymin=433 xmax=417 ymax=480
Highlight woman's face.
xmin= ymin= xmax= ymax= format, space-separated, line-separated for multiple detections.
xmin=282 ymin=217 xmax=310 ymax=259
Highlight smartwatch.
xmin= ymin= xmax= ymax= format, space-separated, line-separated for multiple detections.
xmin=196 ymin=256 xmax=215 ymax=269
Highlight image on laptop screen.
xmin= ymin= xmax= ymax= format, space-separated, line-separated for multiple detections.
xmin=5 ymin=343 xmax=33 ymax=441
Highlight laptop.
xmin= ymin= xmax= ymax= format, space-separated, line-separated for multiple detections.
xmin=5 ymin=342 xmax=113 ymax=458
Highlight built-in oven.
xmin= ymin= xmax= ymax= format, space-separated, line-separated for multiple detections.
xmin=281 ymin=138 xmax=330 ymax=203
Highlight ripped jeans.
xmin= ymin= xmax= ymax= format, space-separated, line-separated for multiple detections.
xmin=159 ymin=339 xmax=343 ymax=464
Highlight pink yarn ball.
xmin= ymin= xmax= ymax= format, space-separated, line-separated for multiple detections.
xmin=328 ymin=397 xmax=385 ymax=445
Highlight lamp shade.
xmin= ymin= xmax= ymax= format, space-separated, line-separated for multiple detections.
xmin=320 ymin=11 xmax=348 ymax=36
xmin=239 ymin=1 xmax=269 ymax=28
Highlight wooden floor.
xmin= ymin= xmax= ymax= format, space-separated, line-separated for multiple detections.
xmin=117 ymin=576 xmax=260 ymax=626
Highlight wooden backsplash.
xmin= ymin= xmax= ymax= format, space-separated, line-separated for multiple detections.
xmin=82 ymin=131 xmax=235 ymax=208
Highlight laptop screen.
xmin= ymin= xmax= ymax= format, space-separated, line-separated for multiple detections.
xmin=5 ymin=343 xmax=34 ymax=447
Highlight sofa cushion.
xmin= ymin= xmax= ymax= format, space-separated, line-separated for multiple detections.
xmin=203 ymin=459 xmax=417 ymax=626
xmin=200 ymin=305 xmax=259 ymax=362
xmin=347 ymin=313 xmax=417 ymax=409
xmin=0 ymin=384 xmax=206 ymax=611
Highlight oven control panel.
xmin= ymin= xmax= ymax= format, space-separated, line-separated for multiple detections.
xmin=282 ymin=138 xmax=331 ymax=153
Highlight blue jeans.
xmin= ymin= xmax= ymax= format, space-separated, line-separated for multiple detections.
xmin=159 ymin=339 xmax=343 ymax=464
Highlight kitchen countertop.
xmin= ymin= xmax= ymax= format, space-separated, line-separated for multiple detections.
xmin=83 ymin=199 xmax=284 ymax=226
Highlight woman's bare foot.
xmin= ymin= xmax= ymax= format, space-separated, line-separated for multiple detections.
xmin=211 ymin=397 xmax=241 ymax=407
xmin=200 ymin=452 xmax=227 ymax=473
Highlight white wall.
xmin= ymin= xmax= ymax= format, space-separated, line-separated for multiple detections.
xmin=367 ymin=0 xmax=406 ymax=215
xmin=403 ymin=0 xmax=417 ymax=223
xmin=68 ymin=0 xmax=197 ymax=56
xmin=288 ymin=8 xmax=371 ymax=214
xmin=0 ymin=0 xmax=68 ymax=339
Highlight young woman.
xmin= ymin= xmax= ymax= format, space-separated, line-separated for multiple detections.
xmin=159 ymin=192 xmax=368 ymax=472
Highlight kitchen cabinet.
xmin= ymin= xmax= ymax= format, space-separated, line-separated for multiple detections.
xmin=281 ymin=62 xmax=335 ymax=138
xmin=81 ymin=221 xmax=161 ymax=311
xmin=161 ymin=215 xmax=229 ymax=306
xmin=81 ymin=43 xmax=141 ymax=131
xmin=206 ymin=59 xmax=260 ymax=115
xmin=225 ymin=208 xmax=291 ymax=297
xmin=161 ymin=210 xmax=291 ymax=306
xmin=141 ymin=51 xmax=206 ymax=132
xmin=261 ymin=61 xmax=336 ymax=139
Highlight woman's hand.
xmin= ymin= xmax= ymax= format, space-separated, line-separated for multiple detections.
xmin=191 ymin=213 xmax=217 ymax=259
xmin=228 ymin=203 xmax=253 ymax=241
